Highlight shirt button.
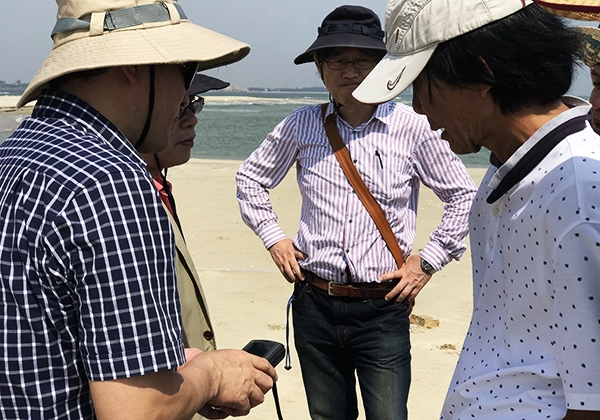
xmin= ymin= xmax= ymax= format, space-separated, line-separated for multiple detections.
xmin=492 ymin=208 xmax=500 ymax=217
xmin=203 ymin=330 xmax=215 ymax=341
xmin=346 ymin=249 xmax=350 ymax=253
xmin=349 ymin=219 xmax=353 ymax=224
xmin=489 ymin=239 xmax=494 ymax=248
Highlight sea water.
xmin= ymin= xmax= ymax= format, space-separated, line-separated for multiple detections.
xmin=196 ymin=91 xmax=491 ymax=166
xmin=0 ymin=91 xmax=491 ymax=167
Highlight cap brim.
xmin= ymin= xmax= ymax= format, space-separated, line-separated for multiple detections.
xmin=17 ymin=21 xmax=249 ymax=108
xmin=353 ymin=46 xmax=435 ymax=104
xmin=294 ymin=33 xmax=387 ymax=65
xmin=534 ymin=0 xmax=600 ymax=20
xmin=188 ymin=74 xmax=230 ymax=95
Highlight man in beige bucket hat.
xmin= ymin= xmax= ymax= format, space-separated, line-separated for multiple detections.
xmin=354 ymin=0 xmax=600 ymax=419
xmin=0 ymin=1 xmax=277 ymax=419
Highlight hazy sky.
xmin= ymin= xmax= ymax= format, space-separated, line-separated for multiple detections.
xmin=0 ymin=0 xmax=595 ymax=95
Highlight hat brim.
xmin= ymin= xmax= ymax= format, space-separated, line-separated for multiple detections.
xmin=353 ymin=46 xmax=436 ymax=104
xmin=18 ymin=20 xmax=249 ymax=107
xmin=534 ymin=0 xmax=600 ymax=20
xmin=188 ymin=74 xmax=230 ymax=95
xmin=294 ymin=33 xmax=387 ymax=65
xmin=578 ymin=26 xmax=600 ymax=68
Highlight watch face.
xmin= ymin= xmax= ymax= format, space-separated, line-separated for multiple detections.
xmin=420 ymin=258 xmax=435 ymax=275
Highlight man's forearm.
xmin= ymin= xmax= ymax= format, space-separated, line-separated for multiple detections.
xmin=90 ymin=369 xmax=205 ymax=420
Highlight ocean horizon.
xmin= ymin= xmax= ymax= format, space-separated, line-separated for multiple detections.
xmin=1 ymin=91 xmax=492 ymax=167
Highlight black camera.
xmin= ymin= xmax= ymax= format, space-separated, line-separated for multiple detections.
xmin=242 ymin=339 xmax=285 ymax=368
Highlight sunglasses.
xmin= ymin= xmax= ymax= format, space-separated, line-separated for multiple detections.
xmin=180 ymin=62 xmax=198 ymax=90
xmin=179 ymin=95 xmax=205 ymax=119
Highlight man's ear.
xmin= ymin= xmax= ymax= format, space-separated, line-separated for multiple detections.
xmin=477 ymin=57 xmax=493 ymax=98
xmin=477 ymin=83 xmax=492 ymax=99
xmin=119 ymin=65 xmax=144 ymax=86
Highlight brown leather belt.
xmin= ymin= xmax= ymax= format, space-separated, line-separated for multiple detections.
xmin=307 ymin=272 xmax=398 ymax=299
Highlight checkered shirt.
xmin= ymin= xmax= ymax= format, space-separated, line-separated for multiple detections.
xmin=0 ymin=90 xmax=185 ymax=419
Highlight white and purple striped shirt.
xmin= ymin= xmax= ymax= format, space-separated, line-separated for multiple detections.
xmin=237 ymin=101 xmax=476 ymax=284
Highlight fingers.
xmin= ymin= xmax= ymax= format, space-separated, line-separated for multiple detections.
xmin=247 ymin=352 xmax=278 ymax=382
xmin=290 ymin=262 xmax=305 ymax=282
xmin=268 ymin=239 xmax=306 ymax=282
xmin=382 ymin=255 xmax=432 ymax=303
xmin=384 ymin=274 xmax=428 ymax=303
xmin=186 ymin=349 xmax=276 ymax=417
xmin=164 ymin=338 xmax=281 ymax=418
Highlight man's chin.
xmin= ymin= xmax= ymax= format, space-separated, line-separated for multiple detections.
xmin=443 ymin=133 xmax=480 ymax=155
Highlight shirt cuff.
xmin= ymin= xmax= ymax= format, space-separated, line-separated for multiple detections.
xmin=258 ymin=222 xmax=287 ymax=250
xmin=419 ymin=242 xmax=451 ymax=272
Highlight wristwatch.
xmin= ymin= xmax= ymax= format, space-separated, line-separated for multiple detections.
xmin=420 ymin=257 xmax=437 ymax=276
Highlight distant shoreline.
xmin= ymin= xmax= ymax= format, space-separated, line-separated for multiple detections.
xmin=0 ymin=95 xmax=334 ymax=114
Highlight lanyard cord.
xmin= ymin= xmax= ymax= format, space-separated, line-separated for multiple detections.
xmin=284 ymin=293 xmax=295 ymax=370
xmin=135 ymin=65 xmax=156 ymax=149
xmin=270 ymin=294 xmax=295 ymax=420
xmin=272 ymin=382 xmax=284 ymax=420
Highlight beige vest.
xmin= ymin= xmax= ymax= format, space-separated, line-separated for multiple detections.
xmin=164 ymin=205 xmax=216 ymax=352
xmin=163 ymin=205 xmax=215 ymax=419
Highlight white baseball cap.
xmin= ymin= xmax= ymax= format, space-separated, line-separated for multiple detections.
xmin=353 ymin=0 xmax=533 ymax=104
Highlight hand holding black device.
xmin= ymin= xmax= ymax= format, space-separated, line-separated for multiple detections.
xmin=242 ymin=339 xmax=285 ymax=367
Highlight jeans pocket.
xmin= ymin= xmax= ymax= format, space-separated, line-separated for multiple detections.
xmin=367 ymin=297 xmax=407 ymax=312
xmin=293 ymin=281 xmax=309 ymax=302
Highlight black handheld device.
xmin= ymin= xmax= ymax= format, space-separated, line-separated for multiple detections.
xmin=242 ymin=339 xmax=285 ymax=368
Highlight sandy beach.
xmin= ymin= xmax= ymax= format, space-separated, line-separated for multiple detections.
xmin=168 ymin=159 xmax=485 ymax=420
xmin=0 ymin=96 xmax=487 ymax=419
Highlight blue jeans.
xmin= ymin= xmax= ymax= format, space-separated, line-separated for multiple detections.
xmin=292 ymin=281 xmax=411 ymax=420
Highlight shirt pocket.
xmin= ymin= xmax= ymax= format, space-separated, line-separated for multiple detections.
xmin=363 ymin=151 xmax=412 ymax=207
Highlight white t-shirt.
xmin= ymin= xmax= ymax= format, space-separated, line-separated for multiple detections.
xmin=441 ymin=100 xmax=600 ymax=419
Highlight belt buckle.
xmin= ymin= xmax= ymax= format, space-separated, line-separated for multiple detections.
xmin=327 ymin=281 xmax=338 ymax=297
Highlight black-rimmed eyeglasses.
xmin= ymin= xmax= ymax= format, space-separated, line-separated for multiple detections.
xmin=179 ymin=95 xmax=205 ymax=119
xmin=323 ymin=58 xmax=377 ymax=71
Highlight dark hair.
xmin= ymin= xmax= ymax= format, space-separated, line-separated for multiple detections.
xmin=48 ymin=68 xmax=108 ymax=89
xmin=424 ymin=4 xmax=583 ymax=114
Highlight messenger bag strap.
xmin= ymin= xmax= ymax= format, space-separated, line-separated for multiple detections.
xmin=320 ymin=103 xmax=404 ymax=269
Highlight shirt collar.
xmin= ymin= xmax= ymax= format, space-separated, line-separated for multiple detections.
xmin=488 ymin=96 xmax=591 ymax=191
xmin=33 ymin=89 xmax=147 ymax=167
xmin=324 ymin=100 xmax=392 ymax=131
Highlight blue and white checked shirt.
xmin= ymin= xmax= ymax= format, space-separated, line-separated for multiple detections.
xmin=237 ymin=102 xmax=477 ymax=283
xmin=0 ymin=91 xmax=185 ymax=419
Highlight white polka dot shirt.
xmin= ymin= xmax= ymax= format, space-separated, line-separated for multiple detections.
xmin=441 ymin=99 xmax=600 ymax=419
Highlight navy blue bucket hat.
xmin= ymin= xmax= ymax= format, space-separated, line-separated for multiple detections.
xmin=294 ymin=5 xmax=386 ymax=65
xmin=188 ymin=74 xmax=230 ymax=96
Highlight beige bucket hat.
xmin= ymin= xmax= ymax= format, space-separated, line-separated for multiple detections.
xmin=17 ymin=0 xmax=250 ymax=108
xmin=533 ymin=0 xmax=600 ymax=21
